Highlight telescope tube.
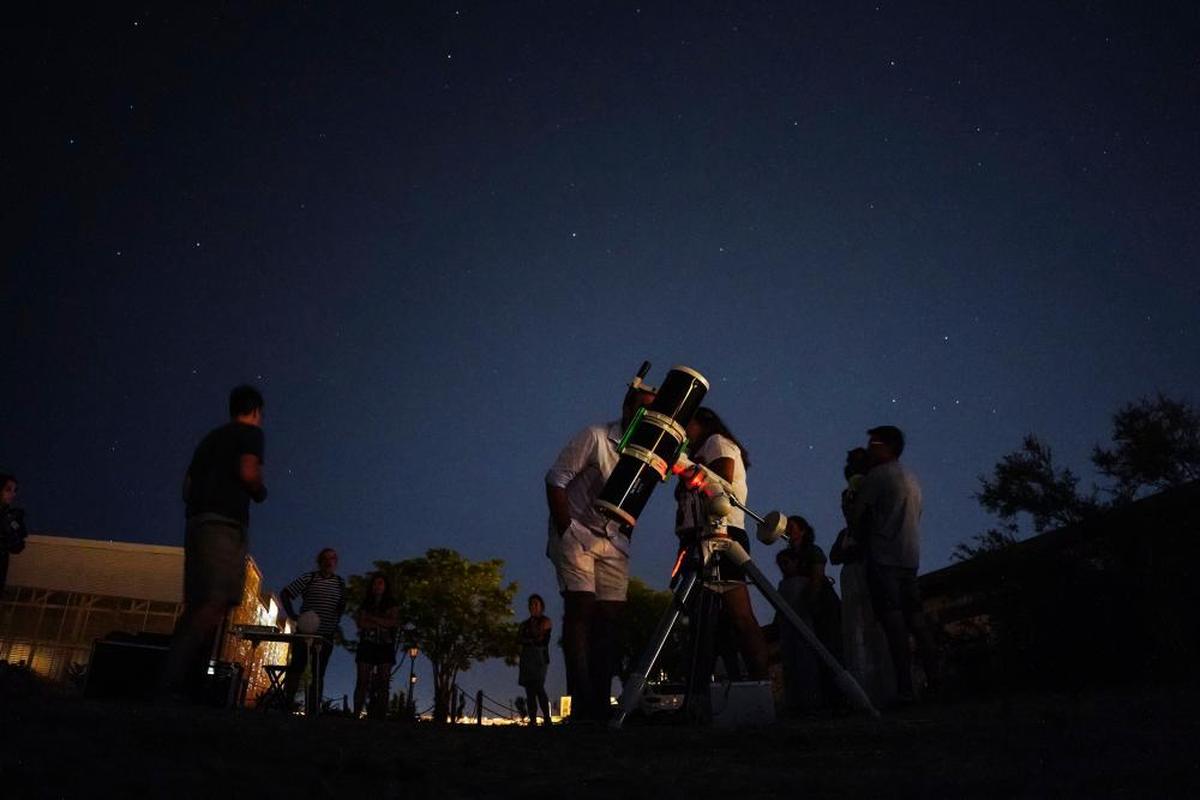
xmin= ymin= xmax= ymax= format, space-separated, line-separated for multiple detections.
xmin=595 ymin=365 xmax=709 ymax=529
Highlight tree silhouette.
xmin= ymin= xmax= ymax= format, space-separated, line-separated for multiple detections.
xmin=349 ymin=549 xmax=518 ymax=723
xmin=957 ymin=394 xmax=1199 ymax=561
xmin=951 ymin=523 xmax=1020 ymax=562
xmin=1092 ymin=393 xmax=1200 ymax=502
xmin=975 ymin=435 xmax=1098 ymax=534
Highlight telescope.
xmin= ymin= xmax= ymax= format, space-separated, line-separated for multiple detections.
xmin=669 ymin=454 xmax=788 ymax=545
xmin=594 ymin=362 xmax=709 ymax=529
xmin=598 ymin=362 xmax=881 ymax=728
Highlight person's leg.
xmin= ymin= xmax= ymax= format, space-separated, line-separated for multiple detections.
xmin=868 ymin=563 xmax=915 ymax=699
xmin=161 ymin=599 xmax=227 ymax=698
xmin=879 ymin=610 xmax=914 ymax=699
xmin=899 ymin=569 xmax=939 ymax=695
xmin=590 ymin=536 xmax=632 ymax=720
xmin=524 ymin=687 xmax=539 ymax=725
xmin=282 ymin=640 xmax=310 ymax=703
xmin=713 ymin=611 xmax=743 ymax=681
xmin=354 ymin=661 xmax=371 ymax=716
xmin=550 ymin=526 xmax=599 ymax=719
xmin=370 ymin=663 xmax=390 ymax=718
xmin=589 ymin=599 xmax=624 ymax=717
xmin=314 ymin=643 xmax=334 ymax=710
xmin=721 ymin=585 xmax=770 ymax=680
xmin=174 ymin=522 xmax=236 ymax=697
xmin=162 ymin=519 xmax=246 ymax=700
xmin=561 ymin=590 xmax=597 ymax=718
xmin=536 ymin=686 xmax=552 ymax=725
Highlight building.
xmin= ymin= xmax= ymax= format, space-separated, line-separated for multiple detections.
xmin=921 ymin=481 xmax=1200 ymax=692
xmin=0 ymin=534 xmax=290 ymax=704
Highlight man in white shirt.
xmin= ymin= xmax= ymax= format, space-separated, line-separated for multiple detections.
xmin=545 ymin=386 xmax=655 ymax=720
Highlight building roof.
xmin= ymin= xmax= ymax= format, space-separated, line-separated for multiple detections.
xmin=7 ymin=534 xmax=185 ymax=603
xmin=920 ymin=480 xmax=1200 ymax=597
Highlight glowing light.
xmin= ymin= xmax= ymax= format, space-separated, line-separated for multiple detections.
xmin=670 ymin=549 xmax=687 ymax=579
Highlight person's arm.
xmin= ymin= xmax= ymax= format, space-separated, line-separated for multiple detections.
xmin=335 ymin=583 xmax=347 ymax=627
xmin=830 ymin=529 xmax=848 ymax=565
xmin=700 ymin=435 xmax=741 ymax=492
xmin=804 ymin=560 xmax=827 ymax=602
xmin=239 ymin=454 xmax=267 ymax=503
xmin=237 ymin=426 xmax=267 ymax=502
xmin=707 ymin=456 xmax=736 ymax=484
xmin=280 ymin=587 xmax=298 ymax=620
xmin=280 ymin=574 xmax=307 ymax=620
xmin=544 ymin=426 xmax=597 ymax=536
xmin=5 ymin=509 xmax=27 ymax=554
xmin=848 ymin=476 xmax=873 ymax=541
xmin=546 ymin=486 xmax=572 ymax=536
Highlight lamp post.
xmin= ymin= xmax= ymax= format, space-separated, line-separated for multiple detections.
xmin=407 ymin=645 xmax=419 ymax=719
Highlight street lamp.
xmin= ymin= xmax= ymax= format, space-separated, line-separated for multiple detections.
xmin=406 ymin=645 xmax=419 ymax=719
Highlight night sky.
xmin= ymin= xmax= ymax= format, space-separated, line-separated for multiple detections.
xmin=4 ymin=2 xmax=1199 ymax=710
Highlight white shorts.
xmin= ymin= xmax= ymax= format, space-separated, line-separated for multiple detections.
xmin=546 ymin=519 xmax=630 ymax=601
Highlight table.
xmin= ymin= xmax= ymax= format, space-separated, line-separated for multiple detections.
xmin=233 ymin=627 xmax=329 ymax=717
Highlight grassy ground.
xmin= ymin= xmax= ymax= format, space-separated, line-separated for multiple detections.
xmin=3 ymin=683 xmax=1200 ymax=799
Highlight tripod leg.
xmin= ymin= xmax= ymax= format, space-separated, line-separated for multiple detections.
xmin=683 ymin=582 xmax=719 ymax=724
xmin=725 ymin=545 xmax=880 ymax=718
xmin=610 ymin=570 xmax=701 ymax=730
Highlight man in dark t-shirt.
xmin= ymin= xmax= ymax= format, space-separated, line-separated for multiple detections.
xmin=160 ymin=384 xmax=268 ymax=701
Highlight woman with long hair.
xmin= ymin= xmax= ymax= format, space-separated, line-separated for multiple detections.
xmin=675 ymin=407 xmax=770 ymax=682
xmin=517 ymin=593 xmax=553 ymax=725
xmin=353 ymin=572 xmax=399 ymax=718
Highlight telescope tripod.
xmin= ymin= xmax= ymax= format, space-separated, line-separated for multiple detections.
xmin=611 ymin=532 xmax=879 ymax=729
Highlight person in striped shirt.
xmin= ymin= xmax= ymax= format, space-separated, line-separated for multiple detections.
xmin=281 ymin=547 xmax=347 ymax=704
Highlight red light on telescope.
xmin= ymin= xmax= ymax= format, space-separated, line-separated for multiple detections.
xmin=670 ymin=548 xmax=687 ymax=579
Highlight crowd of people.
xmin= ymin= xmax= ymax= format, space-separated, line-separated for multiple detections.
xmin=543 ymin=382 xmax=940 ymax=722
xmin=5 ymin=377 xmax=938 ymax=724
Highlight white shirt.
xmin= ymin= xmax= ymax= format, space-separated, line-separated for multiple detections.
xmin=545 ymin=420 xmax=628 ymax=539
xmin=677 ymin=433 xmax=749 ymax=532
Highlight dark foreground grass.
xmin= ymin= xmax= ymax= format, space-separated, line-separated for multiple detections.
xmin=3 ymin=686 xmax=1200 ymax=799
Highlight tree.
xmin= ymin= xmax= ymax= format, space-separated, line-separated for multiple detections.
xmin=349 ymin=549 xmax=518 ymax=723
xmin=951 ymin=523 xmax=1020 ymax=562
xmin=1092 ymin=393 xmax=1200 ymax=502
xmin=956 ymin=394 xmax=1199 ymax=561
xmin=975 ymin=435 xmax=1098 ymax=535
